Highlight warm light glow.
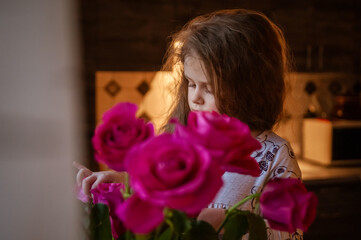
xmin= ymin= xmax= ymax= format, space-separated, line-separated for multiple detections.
xmin=138 ymin=71 xmax=176 ymax=132
xmin=173 ymin=40 xmax=182 ymax=49
xmin=337 ymin=109 xmax=343 ymax=117
xmin=172 ymin=40 xmax=183 ymax=73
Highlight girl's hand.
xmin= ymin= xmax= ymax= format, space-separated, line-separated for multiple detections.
xmin=73 ymin=161 xmax=126 ymax=198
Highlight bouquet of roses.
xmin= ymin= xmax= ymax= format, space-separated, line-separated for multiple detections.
xmin=77 ymin=102 xmax=318 ymax=240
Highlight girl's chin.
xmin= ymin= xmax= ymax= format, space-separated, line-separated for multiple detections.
xmin=190 ymin=109 xmax=212 ymax=112
xmin=190 ymin=110 xmax=220 ymax=114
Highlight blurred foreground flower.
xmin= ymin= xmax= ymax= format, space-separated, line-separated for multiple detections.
xmin=174 ymin=111 xmax=261 ymax=176
xmin=76 ymin=102 xmax=317 ymax=240
xmin=92 ymin=102 xmax=154 ymax=171
xmin=116 ymin=193 xmax=165 ymax=234
xmin=260 ymin=178 xmax=318 ymax=233
xmin=125 ymin=133 xmax=223 ymax=217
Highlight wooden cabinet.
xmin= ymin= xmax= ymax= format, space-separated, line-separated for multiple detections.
xmin=304 ymin=176 xmax=361 ymax=240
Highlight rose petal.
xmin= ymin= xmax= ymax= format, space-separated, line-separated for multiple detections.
xmin=116 ymin=194 xmax=164 ymax=234
xmin=174 ymin=111 xmax=261 ymax=176
xmin=91 ymin=183 xmax=125 ymax=208
xmin=223 ymin=147 xmax=261 ymax=176
xmin=102 ymin=102 xmax=137 ymax=122
xmin=260 ymin=178 xmax=318 ymax=232
xmin=260 ymin=190 xmax=296 ymax=232
xmin=293 ymin=191 xmax=318 ymax=231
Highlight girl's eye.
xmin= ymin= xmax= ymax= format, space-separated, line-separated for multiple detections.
xmin=188 ymin=82 xmax=196 ymax=88
xmin=205 ymin=86 xmax=213 ymax=94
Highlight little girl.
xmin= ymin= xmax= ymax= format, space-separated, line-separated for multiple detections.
xmin=76 ymin=9 xmax=302 ymax=240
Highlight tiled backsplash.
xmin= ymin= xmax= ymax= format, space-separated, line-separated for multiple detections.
xmin=96 ymin=71 xmax=358 ymax=157
xmin=276 ymin=72 xmax=357 ymax=157
xmin=96 ymin=71 xmax=175 ymax=132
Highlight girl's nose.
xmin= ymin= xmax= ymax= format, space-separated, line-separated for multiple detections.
xmin=191 ymin=90 xmax=204 ymax=105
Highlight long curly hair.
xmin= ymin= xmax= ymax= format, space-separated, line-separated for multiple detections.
xmin=161 ymin=9 xmax=293 ymax=132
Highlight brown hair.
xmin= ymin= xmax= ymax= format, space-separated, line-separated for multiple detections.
xmin=161 ymin=9 xmax=292 ymax=132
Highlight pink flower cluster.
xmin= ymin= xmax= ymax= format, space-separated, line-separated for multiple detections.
xmin=78 ymin=102 xmax=317 ymax=237
xmin=87 ymin=103 xmax=262 ymax=234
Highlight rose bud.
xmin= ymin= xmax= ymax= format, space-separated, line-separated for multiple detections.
xmin=260 ymin=178 xmax=318 ymax=233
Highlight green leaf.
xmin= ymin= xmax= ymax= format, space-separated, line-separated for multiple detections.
xmin=118 ymin=230 xmax=135 ymax=240
xmin=157 ymin=227 xmax=173 ymax=240
xmin=182 ymin=220 xmax=218 ymax=240
xmin=135 ymin=234 xmax=152 ymax=240
xmin=223 ymin=210 xmax=249 ymax=240
xmin=168 ymin=210 xmax=191 ymax=235
xmin=247 ymin=213 xmax=267 ymax=240
xmin=90 ymin=203 xmax=113 ymax=240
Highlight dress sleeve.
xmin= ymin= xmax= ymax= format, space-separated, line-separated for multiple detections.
xmin=267 ymin=142 xmax=302 ymax=180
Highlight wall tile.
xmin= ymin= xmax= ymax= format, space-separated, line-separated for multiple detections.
xmin=96 ymin=71 xmax=174 ymax=131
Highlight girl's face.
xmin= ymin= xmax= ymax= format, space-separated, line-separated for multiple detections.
xmin=184 ymin=55 xmax=219 ymax=113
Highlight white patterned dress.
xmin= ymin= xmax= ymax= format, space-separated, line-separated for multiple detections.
xmin=209 ymin=130 xmax=303 ymax=240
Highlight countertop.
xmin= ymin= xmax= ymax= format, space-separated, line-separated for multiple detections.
xmin=298 ymin=159 xmax=361 ymax=183
xmin=299 ymin=160 xmax=361 ymax=240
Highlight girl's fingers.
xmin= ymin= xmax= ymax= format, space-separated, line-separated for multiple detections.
xmin=73 ymin=161 xmax=89 ymax=171
xmin=90 ymin=171 xmax=126 ymax=190
xmin=91 ymin=172 xmax=115 ymax=190
xmin=82 ymin=175 xmax=97 ymax=197
xmin=91 ymin=175 xmax=105 ymax=190
xmin=76 ymin=168 xmax=93 ymax=186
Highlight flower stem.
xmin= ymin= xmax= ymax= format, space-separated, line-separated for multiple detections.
xmin=229 ymin=193 xmax=260 ymax=213
xmin=254 ymin=201 xmax=260 ymax=215
xmin=121 ymin=173 xmax=132 ymax=199
xmin=216 ymin=193 xmax=260 ymax=234
xmin=125 ymin=172 xmax=131 ymax=194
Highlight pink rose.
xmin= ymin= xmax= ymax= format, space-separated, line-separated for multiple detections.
xmin=174 ymin=111 xmax=261 ymax=176
xmin=260 ymin=178 xmax=318 ymax=233
xmin=116 ymin=193 xmax=164 ymax=234
xmin=91 ymin=183 xmax=125 ymax=207
xmin=90 ymin=183 xmax=126 ymax=239
xmin=125 ymin=133 xmax=224 ymax=216
xmin=92 ymin=102 xmax=154 ymax=171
